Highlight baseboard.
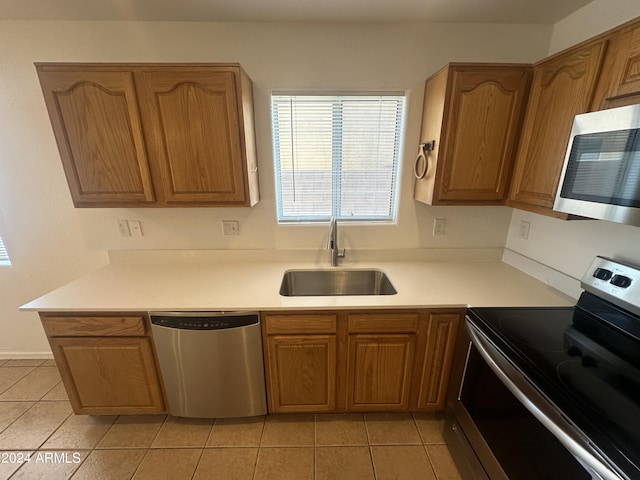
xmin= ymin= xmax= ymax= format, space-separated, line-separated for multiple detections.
xmin=0 ymin=352 xmax=54 ymax=360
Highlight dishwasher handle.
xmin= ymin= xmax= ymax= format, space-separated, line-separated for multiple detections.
xmin=150 ymin=311 xmax=259 ymax=330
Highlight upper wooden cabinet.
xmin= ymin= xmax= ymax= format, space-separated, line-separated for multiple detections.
xmin=36 ymin=63 xmax=259 ymax=207
xmin=414 ymin=64 xmax=532 ymax=205
xmin=36 ymin=69 xmax=155 ymax=206
xmin=592 ymin=20 xmax=640 ymax=110
xmin=508 ymin=39 xmax=609 ymax=217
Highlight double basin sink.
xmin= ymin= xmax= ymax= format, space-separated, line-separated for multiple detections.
xmin=280 ymin=269 xmax=397 ymax=296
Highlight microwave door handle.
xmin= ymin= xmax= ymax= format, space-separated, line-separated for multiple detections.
xmin=465 ymin=321 xmax=626 ymax=480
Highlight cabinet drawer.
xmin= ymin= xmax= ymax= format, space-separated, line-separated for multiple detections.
xmin=41 ymin=315 xmax=147 ymax=337
xmin=348 ymin=313 xmax=419 ymax=333
xmin=265 ymin=314 xmax=337 ymax=334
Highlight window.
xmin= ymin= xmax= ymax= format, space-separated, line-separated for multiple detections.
xmin=0 ymin=236 xmax=10 ymax=266
xmin=271 ymin=93 xmax=405 ymax=223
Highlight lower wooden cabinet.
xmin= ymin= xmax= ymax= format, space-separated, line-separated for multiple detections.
xmin=346 ymin=312 xmax=419 ymax=411
xmin=40 ymin=308 xmax=461 ymax=415
xmin=265 ymin=335 xmax=337 ymax=413
xmin=262 ymin=313 xmax=338 ymax=413
xmin=262 ymin=309 xmax=463 ymax=413
xmin=347 ymin=334 xmax=416 ymax=411
xmin=417 ymin=312 xmax=461 ymax=410
xmin=40 ymin=313 xmax=166 ymax=415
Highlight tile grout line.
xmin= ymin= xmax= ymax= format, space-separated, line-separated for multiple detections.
xmin=0 ymin=365 xmax=61 ymax=403
xmin=253 ymin=415 xmax=267 ymax=480
xmin=414 ymin=411 xmax=451 ymax=479
xmin=128 ymin=447 xmax=149 ymax=480
xmin=36 ymin=406 xmax=74 ymax=450
xmin=202 ymin=416 xmax=218 ymax=448
xmin=423 ymin=443 xmax=441 ymax=480
xmin=368 ymin=444 xmax=378 ymax=480
xmin=6 ymin=402 xmax=76 ymax=480
xmin=39 ymin=379 xmax=64 ymax=402
xmin=411 ymin=412 xmax=426 ymax=444
xmin=190 ymin=447 xmax=206 ymax=480
xmin=0 ymin=401 xmax=37 ymax=438
xmin=363 ymin=413 xmax=378 ymax=480
xmin=6 ymin=449 xmax=36 ymax=479
xmin=59 ymin=448 xmax=91 ymax=480
xmin=0 ymin=366 xmax=37 ymax=398
xmin=95 ymin=414 xmax=121 ymax=450
xmin=148 ymin=413 xmax=170 ymax=449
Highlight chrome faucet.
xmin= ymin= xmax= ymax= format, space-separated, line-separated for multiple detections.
xmin=327 ymin=216 xmax=346 ymax=267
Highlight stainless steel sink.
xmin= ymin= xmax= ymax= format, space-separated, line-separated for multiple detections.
xmin=279 ymin=269 xmax=397 ymax=296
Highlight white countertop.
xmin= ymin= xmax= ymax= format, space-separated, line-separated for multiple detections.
xmin=20 ymin=250 xmax=575 ymax=312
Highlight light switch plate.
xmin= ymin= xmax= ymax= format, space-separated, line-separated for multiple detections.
xmin=518 ymin=221 xmax=531 ymax=240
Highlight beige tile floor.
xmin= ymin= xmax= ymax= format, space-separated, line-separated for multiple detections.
xmin=0 ymin=360 xmax=462 ymax=479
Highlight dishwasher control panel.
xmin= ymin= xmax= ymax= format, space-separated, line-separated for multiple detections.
xmin=150 ymin=312 xmax=259 ymax=330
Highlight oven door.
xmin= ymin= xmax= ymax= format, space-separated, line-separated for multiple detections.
xmin=449 ymin=320 xmax=625 ymax=480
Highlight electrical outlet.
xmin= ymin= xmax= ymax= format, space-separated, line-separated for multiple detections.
xmin=129 ymin=220 xmax=143 ymax=237
xmin=117 ymin=219 xmax=131 ymax=237
xmin=222 ymin=220 xmax=240 ymax=236
xmin=518 ymin=221 xmax=531 ymax=240
xmin=433 ymin=218 xmax=446 ymax=236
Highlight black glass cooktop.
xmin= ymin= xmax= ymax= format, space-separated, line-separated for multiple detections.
xmin=467 ymin=292 xmax=640 ymax=480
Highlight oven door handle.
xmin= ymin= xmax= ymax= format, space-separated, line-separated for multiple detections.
xmin=466 ymin=320 xmax=626 ymax=480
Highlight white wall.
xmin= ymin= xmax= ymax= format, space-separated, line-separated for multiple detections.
xmin=505 ymin=1 xmax=640 ymax=283
xmin=549 ymin=0 xmax=640 ymax=54
xmin=0 ymin=20 xmax=552 ymax=356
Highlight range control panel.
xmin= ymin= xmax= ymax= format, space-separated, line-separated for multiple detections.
xmin=582 ymin=256 xmax=640 ymax=315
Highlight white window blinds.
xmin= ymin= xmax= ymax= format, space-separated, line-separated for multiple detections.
xmin=272 ymin=93 xmax=404 ymax=222
xmin=0 ymin=236 xmax=10 ymax=266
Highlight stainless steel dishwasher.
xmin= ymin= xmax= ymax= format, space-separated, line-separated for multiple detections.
xmin=150 ymin=311 xmax=267 ymax=418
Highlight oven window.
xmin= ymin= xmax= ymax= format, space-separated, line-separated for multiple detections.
xmin=460 ymin=346 xmax=590 ymax=480
xmin=560 ymin=128 xmax=640 ymax=207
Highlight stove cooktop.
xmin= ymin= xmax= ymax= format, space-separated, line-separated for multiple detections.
xmin=468 ymin=293 xmax=640 ymax=480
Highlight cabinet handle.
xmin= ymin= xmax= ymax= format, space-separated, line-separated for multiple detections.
xmin=414 ymin=141 xmax=435 ymax=179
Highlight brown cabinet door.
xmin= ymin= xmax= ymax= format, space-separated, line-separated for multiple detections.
xmin=417 ymin=313 xmax=460 ymax=411
xmin=347 ymin=334 xmax=416 ymax=411
xmin=593 ymin=22 xmax=640 ymax=109
xmin=508 ymin=40 xmax=608 ymax=216
xmin=414 ymin=64 xmax=531 ymax=205
xmin=136 ymin=68 xmax=248 ymax=205
xmin=436 ymin=66 xmax=531 ymax=203
xmin=49 ymin=336 xmax=165 ymax=415
xmin=36 ymin=68 xmax=155 ymax=206
xmin=265 ymin=335 xmax=337 ymax=413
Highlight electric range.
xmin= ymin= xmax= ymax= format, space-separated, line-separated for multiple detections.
xmin=449 ymin=256 xmax=640 ymax=480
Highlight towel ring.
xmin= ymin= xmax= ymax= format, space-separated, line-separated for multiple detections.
xmin=414 ymin=141 xmax=435 ymax=179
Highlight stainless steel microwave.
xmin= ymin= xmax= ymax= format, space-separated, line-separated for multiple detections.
xmin=554 ymin=103 xmax=640 ymax=227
